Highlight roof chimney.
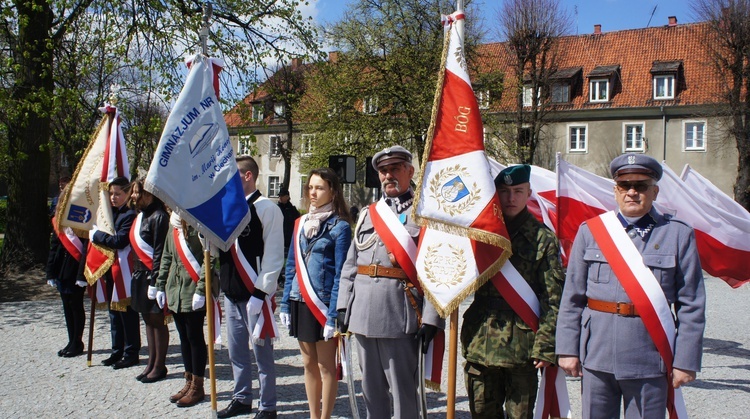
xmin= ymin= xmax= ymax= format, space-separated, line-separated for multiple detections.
xmin=668 ymin=16 xmax=677 ymax=27
xmin=594 ymin=24 xmax=602 ymax=35
xmin=328 ymin=51 xmax=339 ymax=63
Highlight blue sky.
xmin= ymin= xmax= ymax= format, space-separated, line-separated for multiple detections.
xmin=309 ymin=0 xmax=696 ymax=42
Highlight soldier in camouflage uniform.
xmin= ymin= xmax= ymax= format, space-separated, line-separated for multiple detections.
xmin=461 ymin=165 xmax=564 ymax=419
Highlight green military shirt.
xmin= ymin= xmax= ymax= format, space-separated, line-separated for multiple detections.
xmin=461 ymin=207 xmax=564 ymax=367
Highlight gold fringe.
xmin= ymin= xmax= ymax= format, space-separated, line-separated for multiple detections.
xmin=163 ymin=314 xmax=173 ymax=326
xmin=419 ymin=247 xmax=511 ymax=319
xmin=421 ymin=218 xmax=513 ymax=251
xmin=425 ymin=380 xmax=441 ymax=392
xmin=55 ymin=115 xmax=109 ymax=237
xmin=110 ymin=298 xmax=131 ymax=312
xmin=412 ymin=26 xmax=452 ymax=224
xmin=95 ymin=302 xmax=108 ymax=311
xmin=84 ymin=242 xmax=115 ymax=284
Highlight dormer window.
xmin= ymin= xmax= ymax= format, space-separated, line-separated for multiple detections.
xmin=551 ymin=83 xmax=570 ymax=103
xmin=651 ymin=61 xmax=681 ymax=100
xmin=273 ymin=102 xmax=285 ymax=119
xmin=587 ymin=65 xmax=619 ymax=103
xmin=252 ymin=104 xmax=264 ymax=122
xmin=476 ymin=89 xmax=490 ymax=109
xmin=549 ymin=67 xmax=581 ymax=104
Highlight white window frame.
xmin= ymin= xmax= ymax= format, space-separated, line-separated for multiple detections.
xmin=568 ymin=124 xmax=588 ymax=153
xmin=269 ymin=135 xmax=282 ymax=157
xmin=476 ymin=89 xmax=490 ymax=109
xmin=683 ymin=121 xmax=707 ymax=151
xmin=268 ymin=176 xmax=281 ymax=198
xmin=300 ymin=134 xmax=314 ymax=155
xmin=273 ymin=102 xmax=285 ymax=119
xmin=589 ymin=78 xmax=609 ymax=102
xmin=252 ymin=104 xmax=264 ymax=122
xmin=238 ymin=135 xmax=253 ymax=156
xmin=551 ymin=83 xmax=570 ymax=103
xmin=522 ymin=85 xmax=539 ymax=107
xmin=653 ymin=75 xmax=675 ymax=100
xmin=623 ymin=122 xmax=646 ymax=152
xmin=362 ymin=96 xmax=378 ymax=114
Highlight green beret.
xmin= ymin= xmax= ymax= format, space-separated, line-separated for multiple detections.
xmin=494 ymin=164 xmax=531 ymax=187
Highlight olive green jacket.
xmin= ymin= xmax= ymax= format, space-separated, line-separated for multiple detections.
xmin=461 ymin=208 xmax=564 ymax=366
xmin=156 ymin=226 xmax=216 ymax=313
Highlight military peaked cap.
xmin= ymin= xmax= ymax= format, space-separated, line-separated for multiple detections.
xmin=372 ymin=145 xmax=412 ymax=170
xmin=610 ymin=153 xmax=662 ymax=180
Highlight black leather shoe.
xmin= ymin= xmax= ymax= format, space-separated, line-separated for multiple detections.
xmin=217 ymin=399 xmax=253 ymax=418
xmin=140 ymin=367 xmax=167 ymax=383
xmin=113 ymin=358 xmax=139 ymax=369
xmin=63 ymin=343 xmax=84 ymax=358
xmin=254 ymin=411 xmax=277 ymax=419
xmin=101 ymin=354 xmax=122 ymax=366
xmin=58 ymin=344 xmax=71 ymax=357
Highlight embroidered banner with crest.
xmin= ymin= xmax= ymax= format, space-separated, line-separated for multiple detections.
xmin=414 ymin=12 xmax=512 ymax=317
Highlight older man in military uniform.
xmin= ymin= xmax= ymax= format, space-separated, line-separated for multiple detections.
xmin=556 ymin=153 xmax=706 ymax=418
xmin=337 ymin=145 xmax=442 ymax=419
xmin=461 ymin=165 xmax=564 ymax=419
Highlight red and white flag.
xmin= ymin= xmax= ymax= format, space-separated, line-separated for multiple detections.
xmin=414 ymin=12 xmax=512 ymax=317
xmin=55 ymin=104 xmax=130 ymax=285
xmin=658 ymin=164 xmax=750 ymax=288
xmin=556 ymin=154 xmax=614 ymax=264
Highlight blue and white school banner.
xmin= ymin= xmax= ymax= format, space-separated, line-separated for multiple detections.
xmin=145 ymin=55 xmax=250 ymax=251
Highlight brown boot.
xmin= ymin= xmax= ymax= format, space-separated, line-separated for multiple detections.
xmin=176 ymin=375 xmax=204 ymax=407
xmin=169 ymin=372 xmax=193 ymax=403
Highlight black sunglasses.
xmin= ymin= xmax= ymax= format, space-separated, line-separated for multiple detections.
xmin=615 ymin=181 xmax=654 ymax=193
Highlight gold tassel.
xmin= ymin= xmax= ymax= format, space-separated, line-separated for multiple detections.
xmin=163 ymin=314 xmax=173 ymax=326
xmin=95 ymin=302 xmax=108 ymax=310
xmin=110 ymin=298 xmax=131 ymax=312
xmin=425 ymin=380 xmax=441 ymax=392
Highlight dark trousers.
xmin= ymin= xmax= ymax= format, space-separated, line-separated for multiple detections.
xmin=60 ymin=289 xmax=85 ymax=348
xmin=109 ymin=305 xmax=141 ymax=360
xmin=173 ymin=311 xmax=208 ymax=377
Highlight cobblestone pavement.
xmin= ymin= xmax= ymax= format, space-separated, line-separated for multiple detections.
xmin=0 ymin=277 xmax=747 ymax=418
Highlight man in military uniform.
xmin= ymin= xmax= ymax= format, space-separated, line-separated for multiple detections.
xmin=461 ymin=164 xmax=564 ymax=419
xmin=337 ymin=145 xmax=442 ymax=419
xmin=556 ymin=153 xmax=706 ymax=418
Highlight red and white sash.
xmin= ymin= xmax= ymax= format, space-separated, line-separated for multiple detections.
xmin=490 ymin=262 xmax=571 ymax=419
xmin=173 ymin=227 xmax=222 ymax=344
xmin=293 ymin=216 xmax=330 ymax=327
xmin=130 ymin=213 xmax=154 ymax=270
xmin=368 ymin=199 xmax=444 ymax=388
xmin=230 ymin=240 xmax=279 ymax=344
xmin=587 ymin=211 xmax=687 ymax=419
xmin=110 ymin=247 xmax=133 ymax=303
xmin=51 ymin=216 xmax=83 ymax=262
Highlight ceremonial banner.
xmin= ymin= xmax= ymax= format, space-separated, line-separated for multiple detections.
xmin=56 ymin=105 xmax=129 ymax=282
xmin=658 ymin=164 xmax=750 ymax=288
xmin=145 ymin=55 xmax=250 ymax=252
xmin=414 ymin=12 xmax=512 ymax=317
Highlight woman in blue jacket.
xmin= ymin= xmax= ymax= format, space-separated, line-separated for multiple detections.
xmin=280 ymin=167 xmax=351 ymax=419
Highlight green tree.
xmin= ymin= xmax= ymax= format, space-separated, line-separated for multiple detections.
xmin=691 ymin=0 xmax=750 ymax=210
xmin=300 ymin=0 xmax=486 ymax=173
xmin=0 ymin=0 xmax=319 ymax=271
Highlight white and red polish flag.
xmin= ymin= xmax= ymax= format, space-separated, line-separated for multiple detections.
xmin=556 ymin=154 xmax=615 ymax=264
xmin=657 ymin=164 xmax=750 ymax=288
xmin=55 ymin=104 xmax=130 ymax=284
xmin=145 ymin=55 xmax=250 ymax=252
xmin=414 ymin=12 xmax=512 ymax=318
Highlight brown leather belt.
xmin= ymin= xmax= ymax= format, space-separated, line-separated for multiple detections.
xmin=357 ymin=264 xmax=408 ymax=280
xmin=587 ymin=298 xmax=639 ymax=317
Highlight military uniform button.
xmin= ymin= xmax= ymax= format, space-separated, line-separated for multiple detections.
xmin=375 ymin=259 xmax=381 ymax=264
xmin=628 ymin=230 xmax=637 ymax=238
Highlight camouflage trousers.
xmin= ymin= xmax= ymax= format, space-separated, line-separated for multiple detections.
xmin=464 ymin=362 xmax=538 ymax=419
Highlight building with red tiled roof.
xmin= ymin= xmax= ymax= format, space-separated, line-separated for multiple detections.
xmin=477 ymin=17 xmax=736 ymax=192
xmin=225 ymin=17 xmax=737 ymax=199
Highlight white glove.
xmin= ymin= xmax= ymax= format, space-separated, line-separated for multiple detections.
xmin=75 ymin=280 xmax=88 ymax=288
xmin=156 ymin=291 xmax=166 ymax=309
xmin=47 ymin=279 xmax=56 ymax=288
xmin=247 ymin=296 xmax=264 ymax=316
xmin=323 ymin=324 xmax=336 ymax=341
xmin=88 ymin=224 xmax=99 ymax=241
xmin=279 ymin=312 xmax=291 ymax=327
xmin=147 ymin=286 xmax=157 ymax=300
xmin=192 ymin=293 xmax=206 ymax=310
